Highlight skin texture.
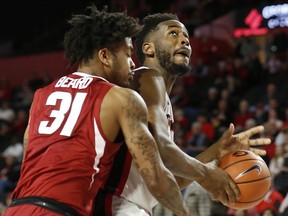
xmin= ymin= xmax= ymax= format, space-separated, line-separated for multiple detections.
xmin=23 ymin=38 xmax=191 ymax=215
xmin=132 ymin=19 xmax=271 ymax=206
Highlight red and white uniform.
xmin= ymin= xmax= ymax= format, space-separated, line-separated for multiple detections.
xmin=11 ymin=72 xmax=125 ymax=216
xmin=93 ymin=67 xmax=175 ymax=216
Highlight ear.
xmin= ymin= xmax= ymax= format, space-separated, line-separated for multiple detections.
xmin=98 ymin=48 xmax=111 ymax=67
xmin=142 ymin=42 xmax=154 ymax=56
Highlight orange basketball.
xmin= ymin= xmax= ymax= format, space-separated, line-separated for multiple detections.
xmin=218 ymin=150 xmax=271 ymax=209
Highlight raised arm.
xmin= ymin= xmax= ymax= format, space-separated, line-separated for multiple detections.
xmin=105 ymin=86 xmax=190 ymax=216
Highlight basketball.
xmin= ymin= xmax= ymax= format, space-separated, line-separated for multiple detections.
xmin=218 ymin=150 xmax=271 ymax=209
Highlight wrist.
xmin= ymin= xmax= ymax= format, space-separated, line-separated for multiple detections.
xmin=195 ymin=162 xmax=208 ymax=183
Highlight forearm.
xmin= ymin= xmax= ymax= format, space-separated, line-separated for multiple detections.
xmin=195 ymin=141 xmax=220 ymax=163
xmin=174 ymin=142 xmax=220 ymax=189
xmin=175 ymin=176 xmax=195 ymax=189
xmin=148 ymin=168 xmax=189 ymax=216
xmin=158 ymin=142 xmax=207 ymax=182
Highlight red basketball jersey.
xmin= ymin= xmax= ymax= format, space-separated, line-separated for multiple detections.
xmin=12 ymin=72 xmax=124 ymax=215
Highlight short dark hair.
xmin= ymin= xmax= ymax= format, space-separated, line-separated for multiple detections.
xmin=135 ymin=13 xmax=179 ymax=65
xmin=64 ymin=5 xmax=141 ymax=68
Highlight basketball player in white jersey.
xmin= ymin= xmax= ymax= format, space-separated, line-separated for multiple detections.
xmin=93 ymin=13 xmax=271 ymax=216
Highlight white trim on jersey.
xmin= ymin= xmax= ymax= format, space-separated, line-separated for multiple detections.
xmin=73 ymin=72 xmax=109 ymax=82
xmin=90 ymin=118 xmax=106 ymax=190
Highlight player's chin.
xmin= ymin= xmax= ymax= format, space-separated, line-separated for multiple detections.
xmin=174 ymin=55 xmax=190 ymax=61
xmin=174 ymin=56 xmax=190 ymax=64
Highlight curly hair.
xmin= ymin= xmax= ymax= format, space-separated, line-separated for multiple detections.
xmin=64 ymin=5 xmax=141 ymax=68
xmin=135 ymin=13 xmax=179 ymax=65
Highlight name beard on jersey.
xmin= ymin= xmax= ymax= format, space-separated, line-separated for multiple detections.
xmin=55 ymin=76 xmax=93 ymax=89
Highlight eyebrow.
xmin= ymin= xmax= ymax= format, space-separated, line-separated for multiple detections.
xmin=167 ymin=25 xmax=181 ymax=29
xmin=167 ymin=25 xmax=189 ymax=35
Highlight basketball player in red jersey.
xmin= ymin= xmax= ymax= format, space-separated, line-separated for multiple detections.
xmin=93 ymin=13 xmax=271 ymax=215
xmin=4 ymin=6 xmax=194 ymax=216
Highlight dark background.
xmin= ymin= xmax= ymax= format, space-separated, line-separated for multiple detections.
xmin=0 ymin=0 xmax=286 ymax=57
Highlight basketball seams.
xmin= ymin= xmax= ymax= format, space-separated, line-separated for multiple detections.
xmin=235 ymin=192 xmax=268 ymax=204
xmin=221 ymin=159 xmax=267 ymax=171
xmin=236 ymin=176 xmax=271 ymax=184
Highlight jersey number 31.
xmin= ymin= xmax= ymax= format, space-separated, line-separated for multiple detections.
xmin=38 ymin=91 xmax=87 ymax=136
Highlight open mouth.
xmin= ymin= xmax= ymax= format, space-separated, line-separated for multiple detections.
xmin=175 ymin=48 xmax=190 ymax=58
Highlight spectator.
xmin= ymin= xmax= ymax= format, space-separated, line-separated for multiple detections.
xmin=255 ymin=187 xmax=284 ymax=215
xmin=0 ymin=154 xmax=21 ymax=194
xmin=269 ymin=143 xmax=286 ymax=178
xmin=201 ymin=87 xmax=219 ymax=115
xmin=260 ymin=208 xmax=277 ymax=216
xmin=196 ymin=113 xmax=215 ymax=142
xmin=183 ymin=182 xmax=212 ymax=216
xmin=265 ymin=53 xmax=283 ymax=75
xmin=279 ymin=192 xmax=288 ymax=216
xmin=0 ymin=123 xmax=13 ymax=153
xmin=185 ymin=121 xmax=210 ymax=157
xmin=0 ymin=101 xmax=15 ymax=124
xmin=2 ymin=135 xmax=23 ymax=162
xmin=233 ymin=99 xmax=254 ymax=131
xmin=9 ymin=109 xmax=28 ymax=139
xmin=213 ymin=98 xmax=233 ymax=127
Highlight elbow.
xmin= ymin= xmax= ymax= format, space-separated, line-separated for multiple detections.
xmin=145 ymin=166 xmax=175 ymax=195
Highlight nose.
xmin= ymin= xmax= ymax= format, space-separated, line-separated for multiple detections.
xmin=130 ymin=58 xmax=135 ymax=70
xmin=181 ymin=35 xmax=190 ymax=46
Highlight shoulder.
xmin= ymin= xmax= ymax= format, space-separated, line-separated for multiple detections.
xmin=132 ymin=67 xmax=165 ymax=92
xmin=107 ymin=86 xmax=146 ymax=106
xmin=131 ymin=67 xmax=166 ymax=105
xmin=133 ymin=67 xmax=163 ymax=81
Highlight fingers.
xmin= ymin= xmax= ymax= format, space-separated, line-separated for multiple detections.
xmin=210 ymin=193 xmax=218 ymax=201
xmin=222 ymin=123 xmax=234 ymax=139
xmin=249 ymin=148 xmax=267 ymax=156
xmin=228 ymin=180 xmax=240 ymax=201
xmin=237 ymin=126 xmax=263 ymax=138
xmin=248 ymin=138 xmax=271 ymax=146
xmin=218 ymin=180 xmax=239 ymax=207
xmin=236 ymin=125 xmax=264 ymax=139
xmin=218 ymin=191 xmax=228 ymax=206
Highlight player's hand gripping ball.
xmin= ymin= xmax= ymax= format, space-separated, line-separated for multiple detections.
xmin=219 ymin=150 xmax=271 ymax=209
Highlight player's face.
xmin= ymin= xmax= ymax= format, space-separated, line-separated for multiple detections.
xmin=110 ymin=37 xmax=135 ymax=87
xmin=154 ymin=20 xmax=192 ymax=76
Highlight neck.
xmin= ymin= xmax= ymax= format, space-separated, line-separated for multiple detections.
xmin=77 ymin=64 xmax=106 ymax=78
xmin=143 ymin=61 xmax=178 ymax=95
